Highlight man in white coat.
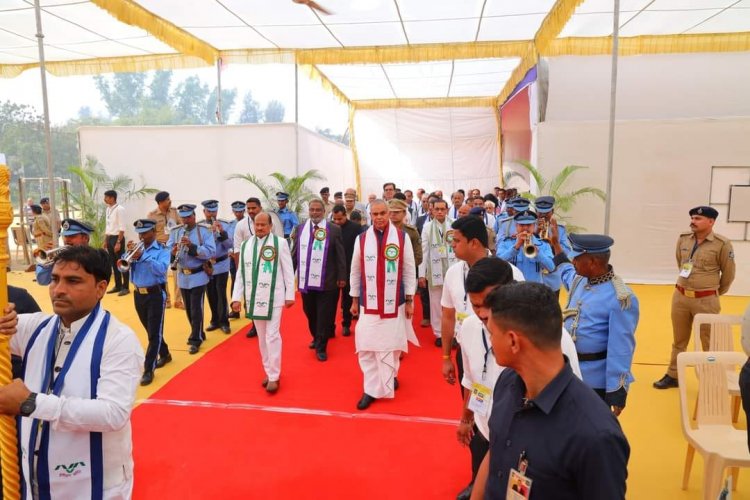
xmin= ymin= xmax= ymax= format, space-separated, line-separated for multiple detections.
xmin=0 ymin=246 xmax=144 ymax=499
xmin=231 ymin=212 xmax=295 ymax=393
xmin=350 ymin=199 xmax=417 ymax=410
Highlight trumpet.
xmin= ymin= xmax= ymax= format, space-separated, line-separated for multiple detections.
xmin=170 ymin=226 xmax=191 ymax=271
xmin=523 ymin=233 xmax=538 ymax=259
xmin=537 ymin=218 xmax=550 ymax=241
xmin=34 ymin=246 xmax=68 ymax=265
xmin=117 ymin=241 xmax=145 ymax=273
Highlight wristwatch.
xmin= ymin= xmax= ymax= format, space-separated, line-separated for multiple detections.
xmin=20 ymin=393 xmax=37 ymax=417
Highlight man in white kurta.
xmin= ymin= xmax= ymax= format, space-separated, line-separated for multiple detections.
xmin=0 ymin=245 xmax=143 ymax=499
xmin=350 ymin=200 xmax=417 ymax=410
xmin=231 ymin=213 xmax=295 ymax=394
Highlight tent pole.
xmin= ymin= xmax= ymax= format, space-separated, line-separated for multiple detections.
xmin=603 ymin=0 xmax=620 ymax=235
xmin=33 ymin=0 xmax=57 ymax=243
xmin=216 ymin=58 xmax=223 ymax=124
xmin=294 ymin=63 xmax=300 ymax=176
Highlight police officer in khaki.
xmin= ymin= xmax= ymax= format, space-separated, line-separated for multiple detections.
xmin=148 ymin=191 xmax=182 ymax=308
xmin=654 ymin=205 xmax=736 ymax=389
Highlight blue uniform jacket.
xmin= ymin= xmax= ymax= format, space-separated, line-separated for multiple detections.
xmin=496 ymin=235 xmax=554 ymax=283
xmin=542 ymin=223 xmax=572 ymax=292
xmin=559 ymin=263 xmax=639 ymax=394
xmin=277 ymin=208 xmax=299 ymax=237
xmin=167 ymin=224 xmax=216 ymax=289
xmin=35 ymin=263 xmax=53 ymax=286
xmin=128 ymin=241 xmax=170 ymax=287
xmin=200 ymin=219 xmax=233 ymax=275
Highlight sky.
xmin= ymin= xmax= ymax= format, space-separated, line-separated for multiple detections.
xmin=0 ymin=62 xmax=349 ymax=134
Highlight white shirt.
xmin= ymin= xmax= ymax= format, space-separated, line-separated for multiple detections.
xmin=232 ymin=234 xmax=296 ymax=306
xmin=233 ymin=215 xmax=255 ymax=254
xmin=13 ymin=310 xmax=144 ymax=493
xmin=104 ymin=203 xmax=125 ymax=236
xmin=440 ymin=259 xmax=525 ymax=342
xmin=459 ymin=315 xmax=582 ymax=440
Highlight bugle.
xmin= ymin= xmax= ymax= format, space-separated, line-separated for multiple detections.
xmin=34 ymin=245 xmax=68 ymax=265
xmin=117 ymin=241 xmax=145 ymax=272
xmin=523 ymin=233 xmax=538 ymax=259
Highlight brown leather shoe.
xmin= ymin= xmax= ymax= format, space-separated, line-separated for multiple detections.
xmin=261 ymin=378 xmax=269 ymax=388
xmin=266 ymin=380 xmax=279 ymax=393
xmin=653 ymin=374 xmax=678 ymax=389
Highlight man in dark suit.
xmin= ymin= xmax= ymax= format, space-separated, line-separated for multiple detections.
xmin=415 ymin=195 xmax=438 ymax=327
xmin=292 ymin=198 xmax=347 ymax=361
xmin=331 ymin=205 xmax=365 ymax=337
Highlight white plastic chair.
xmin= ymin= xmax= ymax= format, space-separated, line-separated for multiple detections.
xmin=693 ymin=314 xmax=744 ymax=421
xmin=678 ymin=351 xmax=750 ymax=499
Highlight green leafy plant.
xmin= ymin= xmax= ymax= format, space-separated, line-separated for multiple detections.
xmin=514 ymin=160 xmax=606 ymax=232
xmin=226 ymin=169 xmax=326 ymax=217
xmin=68 ymin=155 xmax=157 ymax=247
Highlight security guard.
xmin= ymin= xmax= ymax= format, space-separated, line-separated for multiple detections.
xmin=201 ymin=199 xmax=233 ymax=334
xmin=550 ymin=232 xmax=639 ymax=413
xmin=35 ymin=218 xmax=94 ymax=286
xmin=496 ymin=209 xmax=554 ymax=283
xmin=227 ymin=200 xmax=246 ymax=319
xmin=168 ymin=204 xmax=216 ymax=354
xmin=148 ymin=191 xmax=181 ymax=308
xmin=275 ymin=191 xmax=299 ymax=239
xmin=128 ymin=219 xmax=172 ymax=386
xmin=654 ymin=205 xmax=736 ymax=389
xmin=535 ymin=196 xmax=572 ymax=299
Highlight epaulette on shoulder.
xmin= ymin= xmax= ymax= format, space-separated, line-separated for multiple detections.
xmin=198 ymin=223 xmax=213 ymax=230
xmin=679 ymin=231 xmax=693 ymax=237
xmin=612 ymin=274 xmax=635 ymax=310
xmin=169 ymin=224 xmax=185 ymax=232
xmin=713 ymin=233 xmax=730 ymax=243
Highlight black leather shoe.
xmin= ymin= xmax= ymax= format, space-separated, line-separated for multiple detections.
xmin=188 ymin=345 xmax=199 ymax=355
xmin=155 ymin=354 xmax=172 ymax=369
xmin=394 ymin=377 xmax=399 ymax=391
xmin=228 ymin=311 xmax=240 ymax=319
xmin=206 ymin=324 xmax=219 ymax=332
xmin=343 ymin=326 xmax=351 ymax=337
xmin=316 ymin=351 xmax=328 ymax=362
xmin=308 ymin=341 xmax=316 ymax=349
xmin=117 ymin=289 xmax=130 ymax=296
xmin=106 ymin=287 xmax=121 ymax=294
xmin=653 ymin=374 xmax=678 ymax=389
xmin=357 ymin=394 xmax=375 ymax=410
xmin=434 ymin=337 xmax=442 ymax=347
xmin=246 ymin=325 xmax=257 ymax=338
xmin=140 ymin=371 xmax=154 ymax=386
xmin=220 ymin=325 xmax=231 ymax=334
xmin=456 ymin=483 xmax=473 ymax=500
xmin=261 ymin=378 xmax=269 ymax=388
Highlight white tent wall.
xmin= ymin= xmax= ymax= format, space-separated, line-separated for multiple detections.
xmin=297 ymin=126 xmax=356 ymax=194
xmin=354 ymin=108 xmax=499 ymax=197
xmin=78 ymin=124 xmax=353 ymax=240
xmin=535 ymin=52 xmax=750 ymax=296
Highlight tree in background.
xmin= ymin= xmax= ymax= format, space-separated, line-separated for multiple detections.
xmin=238 ymin=91 xmax=262 ymax=123
xmin=206 ymin=87 xmax=238 ymax=124
xmin=68 ymin=156 xmax=157 ymax=247
xmin=315 ymin=127 xmax=350 ymax=146
xmin=93 ymin=73 xmax=146 ymax=119
xmin=227 ymin=169 xmax=324 ymax=216
xmin=264 ymin=100 xmax=285 ymax=123
xmin=173 ymin=76 xmax=209 ymax=124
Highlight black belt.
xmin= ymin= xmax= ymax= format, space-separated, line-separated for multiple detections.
xmin=181 ymin=265 xmax=205 ymax=275
xmin=134 ymin=284 xmax=165 ymax=295
xmin=577 ymin=351 xmax=607 ymax=362
xmin=214 ymin=254 xmax=229 ymax=263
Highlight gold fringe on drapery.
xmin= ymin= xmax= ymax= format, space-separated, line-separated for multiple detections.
xmin=353 ymin=97 xmax=496 ymax=110
xmin=545 ymin=32 xmax=750 ymax=57
xmin=300 ymin=65 xmax=352 ymax=106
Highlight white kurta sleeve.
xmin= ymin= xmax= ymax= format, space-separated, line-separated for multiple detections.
xmin=402 ymin=234 xmax=417 ymax=295
xmin=231 ymin=240 xmax=246 ymax=304
xmin=279 ymin=239 xmax=296 ymax=302
xmin=11 ymin=313 xmax=50 ymax=357
xmin=350 ymin=235 xmax=362 ymax=298
xmin=418 ymin=222 xmax=429 ymax=278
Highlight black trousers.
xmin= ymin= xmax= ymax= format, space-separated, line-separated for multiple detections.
xmin=470 ymin=426 xmax=490 ymax=483
xmin=206 ymin=271 xmax=229 ymax=327
xmin=134 ymin=288 xmax=170 ymax=371
xmin=740 ymin=359 xmax=750 ymax=453
xmin=301 ymin=289 xmax=339 ymax=352
xmin=456 ymin=344 xmax=465 ymax=399
xmin=106 ymin=235 xmax=129 ymax=289
xmin=339 ymin=283 xmax=353 ymax=328
xmin=419 ymin=285 xmax=430 ymax=320
xmin=181 ymin=285 xmax=206 ymax=346
xmin=229 ymin=258 xmax=237 ymax=299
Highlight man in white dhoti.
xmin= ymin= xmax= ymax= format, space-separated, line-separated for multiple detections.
xmin=0 ymin=246 xmax=144 ymax=499
xmin=350 ymin=200 xmax=418 ymax=410
xmin=231 ymin=213 xmax=295 ymax=393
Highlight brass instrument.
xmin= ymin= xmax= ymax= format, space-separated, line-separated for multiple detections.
xmin=537 ymin=218 xmax=550 ymax=241
xmin=170 ymin=226 xmax=190 ymax=271
xmin=116 ymin=241 xmax=145 ymax=273
xmin=33 ymin=245 xmax=68 ymax=265
xmin=523 ymin=233 xmax=538 ymax=259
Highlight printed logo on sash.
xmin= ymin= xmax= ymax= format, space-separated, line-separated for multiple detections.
xmin=384 ymin=243 xmax=400 ymax=260
xmin=446 ymin=230 xmax=454 ymax=243
xmin=314 ymin=227 xmax=327 ymax=241
xmin=55 ymin=461 xmax=86 ymax=477
xmin=261 ymin=246 xmax=276 ymax=262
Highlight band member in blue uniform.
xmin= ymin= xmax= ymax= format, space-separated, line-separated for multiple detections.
xmin=535 ymin=196 xmax=571 ymax=299
xmin=36 ymin=218 xmax=94 ymax=286
xmin=201 ymin=200 xmax=233 ymax=334
xmin=275 ymin=192 xmax=299 ymax=239
xmin=496 ymin=210 xmax=554 ymax=283
xmin=493 ymin=197 xmax=529 ymax=240
xmin=227 ymin=200 xmax=246 ymax=319
xmin=167 ymin=204 xmax=216 ymax=354
xmin=126 ymin=219 xmax=172 ymax=386
xmin=549 ymin=230 xmax=639 ymax=414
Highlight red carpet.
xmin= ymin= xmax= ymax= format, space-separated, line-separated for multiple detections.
xmin=132 ymin=296 xmax=471 ymax=498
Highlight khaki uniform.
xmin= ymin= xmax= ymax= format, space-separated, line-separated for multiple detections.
xmin=667 ymin=231 xmax=736 ymax=377
xmin=147 ymin=207 xmax=181 ymax=244
xmin=403 ymin=224 xmax=422 ymax=269
xmin=32 ymin=214 xmax=53 ymax=250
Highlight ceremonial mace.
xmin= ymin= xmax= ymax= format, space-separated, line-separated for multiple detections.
xmin=0 ymin=155 xmax=21 ymax=499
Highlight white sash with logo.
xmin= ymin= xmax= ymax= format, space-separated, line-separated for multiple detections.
xmin=240 ymin=234 xmax=279 ymax=320
xmin=297 ymin=219 xmax=328 ymax=292
xmin=361 ymin=223 xmax=403 ymax=318
xmin=426 ymin=218 xmax=456 ymax=287
xmin=20 ymin=305 xmax=109 ymax=499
